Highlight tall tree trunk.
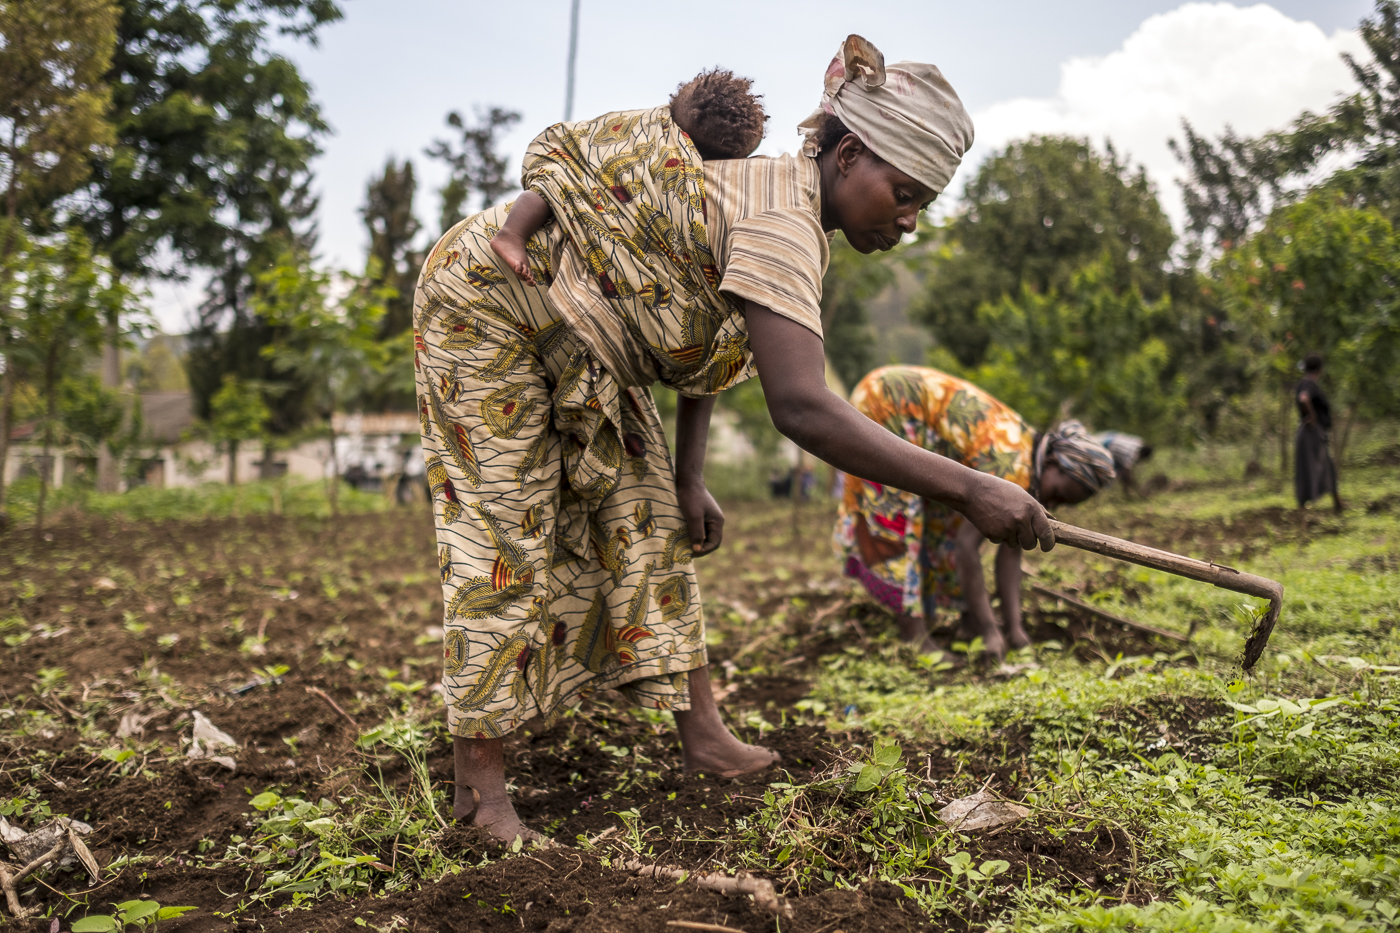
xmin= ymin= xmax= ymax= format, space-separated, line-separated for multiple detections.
xmin=96 ymin=305 xmax=121 ymax=493
xmin=35 ymin=345 xmax=57 ymax=537
xmin=227 ymin=439 xmax=239 ymax=486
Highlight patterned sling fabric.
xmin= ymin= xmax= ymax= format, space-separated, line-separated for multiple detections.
xmin=414 ymin=208 xmax=705 ymax=739
xmin=522 ymin=107 xmax=828 ymax=394
xmin=834 ymin=366 xmax=1037 ymax=617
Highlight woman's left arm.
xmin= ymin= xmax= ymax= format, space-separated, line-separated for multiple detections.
xmin=674 ymin=394 xmax=724 ymax=556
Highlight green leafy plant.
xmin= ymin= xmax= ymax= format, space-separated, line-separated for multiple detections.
xmin=72 ymin=900 xmax=197 ymax=932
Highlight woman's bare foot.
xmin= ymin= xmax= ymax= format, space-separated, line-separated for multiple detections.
xmin=674 ymin=666 xmax=780 ymax=779
xmin=453 ymin=736 xmax=544 ymax=844
xmin=1005 ymin=621 xmax=1032 ymax=650
xmin=679 ymin=727 xmax=780 ymax=778
xmin=895 ymin=612 xmax=941 ymax=655
xmin=489 ymin=231 xmax=536 ymax=285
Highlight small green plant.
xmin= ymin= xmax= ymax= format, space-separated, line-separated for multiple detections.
xmin=252 ymin=663 xmax=290 ymax=681
xmin=121 ymin=611 xmax=149 ymax=636
xmin=33 ymin=666 xmax=67 ymax=695
xmin=943 ymin=851 xmax=1009 ymax=908
xmin=72 ymin=900 xmax=197 ymax=932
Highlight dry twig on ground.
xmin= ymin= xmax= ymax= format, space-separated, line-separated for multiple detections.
xmin=625 ymin=859 xmax=792 ymax=919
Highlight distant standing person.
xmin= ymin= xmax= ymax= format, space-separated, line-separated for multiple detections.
xmin=1295 ymin=353 xmax=1343 ymax=513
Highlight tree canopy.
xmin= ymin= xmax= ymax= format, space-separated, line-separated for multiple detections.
xmin=913 ymin=136 xmax=1174 ymax=369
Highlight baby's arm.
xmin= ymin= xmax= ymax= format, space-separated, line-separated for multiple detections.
xmin=490 ymin=191 xmax=552 ymax=285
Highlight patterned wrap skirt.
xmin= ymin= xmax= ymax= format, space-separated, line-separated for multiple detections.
xmin=413 ymin=205 xmax=705 ymax=740
xmin=834 ymin=366 xmax=1037 ymax=618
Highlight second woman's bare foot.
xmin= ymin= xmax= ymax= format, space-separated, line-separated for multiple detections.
xmin=1005 ymin=623 xmax=1032 ymax=650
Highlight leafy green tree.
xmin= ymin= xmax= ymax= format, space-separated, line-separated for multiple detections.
xmin=258 ymin=251 xmax=389 ymax=513
xmin=59 ymin=371 xmax=138 ymax=461
xmin=72 ymin=1 xmax=343 ymax=456
xmin=0 ymin=0 xmax=118 ymax=516
xmin=1171 ymin=122 xmax=1287 ymax=256
xmin=76 ymin=0 xmax=340 ymax=491
xmin=1181 ymin=1 xmax=1400 ymax=250
xmin=1220 ymin=193 xmax=1400 ymax=470
xmin=426 ymin=106 xmax=521 ymax=234
xmin=0 ymin=0 xmax=117 ymax=248
xmin=912 ymin=136 xmax=1174 ymax=368
xmin=208 ymin=373 xmax=269 ymax=485
xmin=362 ymin=158 xmax=423 ymax=339
xmin=7 ymin=231 xmax=119 ymax=531
xmin=962 ymin=259 xmax=1189 ymax=441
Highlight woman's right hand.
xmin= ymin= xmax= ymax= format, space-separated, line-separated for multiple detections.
xmin=960 ymin=473 xmax=1055 ymax=551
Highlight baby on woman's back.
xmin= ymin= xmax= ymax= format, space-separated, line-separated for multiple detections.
xmin=489 ymin=68 xmax=768 ymax=285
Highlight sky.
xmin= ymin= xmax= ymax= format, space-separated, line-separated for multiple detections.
xmin=150 ymin=0 xmax=1374 ymax=331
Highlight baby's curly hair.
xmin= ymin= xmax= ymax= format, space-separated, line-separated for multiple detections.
xmin=669 ymin=68 xmax=767 ymax=160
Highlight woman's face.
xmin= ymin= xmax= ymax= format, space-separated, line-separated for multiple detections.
xmin=1038 ymin=462 xmax=1096 ymax=510
xmin=822 ymin=134 xmax=936 ymax=253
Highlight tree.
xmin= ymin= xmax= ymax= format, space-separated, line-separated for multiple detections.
xmin=0 ymin=0 xmax=117 ymax=251
xmin=362 ymin=157 xmax=423 ymax=339
xmin=961 ymin=259 xmax=1189 ymax=441
xmin=911 ymin=136 xmax=1174 ymax=368
xmin=208 ymin=373 xmax=268 ymax=485
xmin=76 ymin=0 xmax=342 ymax=489
xmin=7 ymin=231 xmax=116 ymax=532
xmin=1220 ymin=193 xmax=1400 ymax=473
xmin=0 ymin=0 xmax=118 ymax=520
xmin=258 ymin=251 xmax=388 ymax=513
xmin=425 ymin=106 xmax=521 ymax=234
xmin=59 ymin=372 xmax=131 ymax=461
xmin=1171 ymin=121 xmax=1287 ymax=257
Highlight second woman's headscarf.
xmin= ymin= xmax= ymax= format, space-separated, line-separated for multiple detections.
xmin=1035 ymin=420 xmax=1117 ymax=494
xmin=797 ymin=35 xmax=974 ymax=194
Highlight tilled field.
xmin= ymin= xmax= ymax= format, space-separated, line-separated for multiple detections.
xmin=0 ymin=491 xmax=1372 ymax=932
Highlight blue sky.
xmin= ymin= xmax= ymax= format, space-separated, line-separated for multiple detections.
xmin=151 ymin=1 xmax=1374 ymax=329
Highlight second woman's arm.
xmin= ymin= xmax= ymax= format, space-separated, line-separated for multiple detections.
xmin=745 ymin=302 xmax=1055 ymax=551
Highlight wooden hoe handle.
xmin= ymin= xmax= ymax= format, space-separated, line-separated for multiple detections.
xmin=1047 ymin=519 xmax=1283 ymax=670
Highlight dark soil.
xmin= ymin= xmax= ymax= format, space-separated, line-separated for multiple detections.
xmin=1 ymin=505 xmax=1186 ymax=931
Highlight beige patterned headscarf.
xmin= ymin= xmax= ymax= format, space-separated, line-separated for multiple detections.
xmin=798 ymin=35 xmax=974 ymax=194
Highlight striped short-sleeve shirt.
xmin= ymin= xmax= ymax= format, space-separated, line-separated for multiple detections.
xmin=703 ymin=153 xmax=830 ymax=338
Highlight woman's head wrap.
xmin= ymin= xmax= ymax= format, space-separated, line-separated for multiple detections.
xmin=797 ymin=35 xmax=975 ymax=194
xmin=1035 ymin=420 xmax=1117 ymax=494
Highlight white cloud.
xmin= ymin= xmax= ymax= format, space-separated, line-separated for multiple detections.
xmin=948 ymin=3 xmax=1367 ymax=228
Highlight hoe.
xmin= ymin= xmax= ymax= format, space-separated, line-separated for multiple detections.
xmin=1048 ymin=520 xmax=1283 ymax=671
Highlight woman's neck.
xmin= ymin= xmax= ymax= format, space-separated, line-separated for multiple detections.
xmin=816 ymin=150 xmax=838 ymax=233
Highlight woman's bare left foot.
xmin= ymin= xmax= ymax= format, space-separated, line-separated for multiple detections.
xmin=683 ymin=734 xmax=780 ymax=779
